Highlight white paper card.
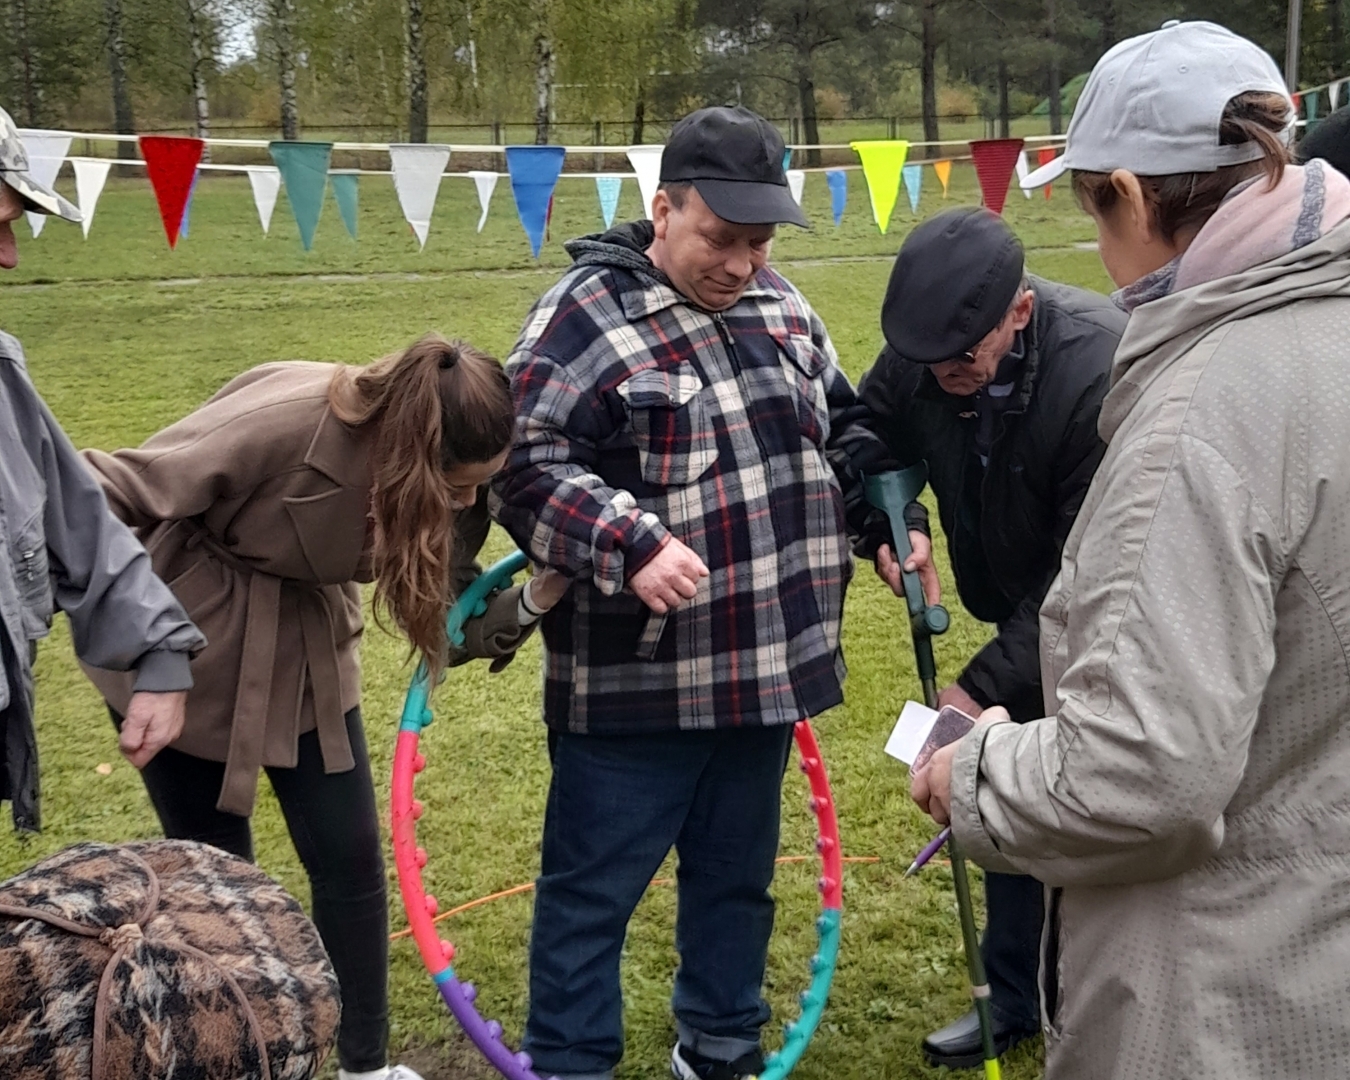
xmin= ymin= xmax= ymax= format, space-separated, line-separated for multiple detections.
xmin=884 ymin=700 xmax=939 ymax=765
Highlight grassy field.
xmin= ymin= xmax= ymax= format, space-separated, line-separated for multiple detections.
xmin=0 ymin=161 xmax=1109 ymax=1079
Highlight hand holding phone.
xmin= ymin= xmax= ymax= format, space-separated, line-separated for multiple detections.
xmin=910 ymin=705 xmax=977 ymax=776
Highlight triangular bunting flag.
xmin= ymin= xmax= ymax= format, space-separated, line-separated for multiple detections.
xmin=970 ymin=138 xmax=1024 ymax=215
xmin=850 ymin=140 xmax=909 ymax=234
xmin=595 ymin=175 xmax=622 ymax=229
xmin=1014 ymin=151 xmax=1033 ymax=199
xmin=505 ymin=145 xmax=566 ymax=258
xmin=178 ymin=169 xmax=200 ymax=239
xmin=19 ymin=131 xmax=72 ymax=237
xmin=782 ymin=148 xmax=792 ymax=171
xmin=330 ymin=170 xmax=359 ymax=239
xmin=1306 ymin=89 xmax=1320 ymax=127
xmin=902 ymin=163 xmax=922 ymax=215
xmin=787 ymin=169 xmax=806 ymax=206
xmin=627 ymin=145 xmax=663 ymax=220
xmin=933 ymin=159 xmax=952 ymax=198
xmin=71 ymin=158 xmax=111 ymax=239
xmin=269 ymin=141 xmax=333 ymax=251
xmin=139 ymin=135 xmax=204 ymax=248
xmin=469 ymin=171 xmax=498 ymax=233
xmin=389 ymin=143 xmax=450 ymax=249
xmin=1330 ymin=80 xmax=1342 ymax=110
xmin=1037 ymin=147 xmax=1058 ymax=201
xmin=825 ymin=169 xmax=847 ymax=226
xmin=248 ymin=167 xmax=282 ymax=235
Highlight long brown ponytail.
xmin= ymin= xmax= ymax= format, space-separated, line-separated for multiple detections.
xmin=329 ymin=333 xmax=515 ymax=671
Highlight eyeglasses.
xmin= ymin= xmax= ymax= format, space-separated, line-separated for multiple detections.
xmin=937 ymin=349 xmax=979 ymax=367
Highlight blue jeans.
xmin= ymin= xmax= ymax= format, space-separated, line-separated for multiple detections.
xmin=523 ymin=724 xmax=796 ymax=1078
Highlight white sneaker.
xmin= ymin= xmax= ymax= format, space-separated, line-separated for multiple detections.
xmin=337 ymin=1068 xmax=426 ymax=1080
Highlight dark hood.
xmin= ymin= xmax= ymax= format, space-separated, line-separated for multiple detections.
xmin=564 ymin=221 xmax=670 ymax=287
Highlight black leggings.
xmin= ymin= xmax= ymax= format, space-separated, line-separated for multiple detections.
xmin=111 ymin=705 xmax=389 ymax=1073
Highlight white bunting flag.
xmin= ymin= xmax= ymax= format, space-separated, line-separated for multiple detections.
xmin=469 ymin=170 xmax=498 ymax=233
xmin=18 ymin=131 xmax=72 ymax=237
xmin=627 ymin=145 xmax=663 ymax=220
xmin=389 ymin=143 xmax=451 ymax=249
xmin=70 ymin=158 xmax=112 ymax=238
xmin=247 ymin=166 xmax=282 ymax=235
xmin=787 ymin=169 xmax=806 ymax=205
xmin=1331 ymin=80 xmax=1343 ymax=110
xmin=1014 ymin=151 xmax=1033 ymax=198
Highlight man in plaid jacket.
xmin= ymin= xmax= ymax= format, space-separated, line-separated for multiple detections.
xmin=495 ymin=107 xmax=932 ymax=1080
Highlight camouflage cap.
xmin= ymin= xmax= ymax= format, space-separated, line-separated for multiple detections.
xmin=0 ymin=107 xmax=81 ymax=222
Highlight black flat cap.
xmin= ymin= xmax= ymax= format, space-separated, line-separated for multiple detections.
xmin=882 ymin=207 xmax=1025 ymax=363
xmin=661 ymin=106 xmax=809 ymax=228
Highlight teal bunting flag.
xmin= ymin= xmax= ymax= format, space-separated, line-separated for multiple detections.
xmin=268 ymin=141 xmax=333 ymax=250
xmin=330 ymin=171 xmax=359 ymax=239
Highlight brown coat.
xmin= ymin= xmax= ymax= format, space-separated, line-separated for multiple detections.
xmin=82 ymin=361 xmax=529 ymax=816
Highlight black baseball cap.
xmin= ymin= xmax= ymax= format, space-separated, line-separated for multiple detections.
xmin=882 ymin=207 xmax=1025 ymax=364
xmin=660 ymin=106 xmax=809 ymax=229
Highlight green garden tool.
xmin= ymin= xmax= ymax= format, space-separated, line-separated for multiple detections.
xmin=865 ymin=465 xmax=1003 ymax=1080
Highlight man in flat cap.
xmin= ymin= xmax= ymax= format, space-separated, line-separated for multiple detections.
xmin=496 ymin=105 xmax=929 ymax=1080
xmin=858 ymin=206 xmax=1125 ymax=1068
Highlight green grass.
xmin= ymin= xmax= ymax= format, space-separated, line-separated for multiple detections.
xmin=0 ymin=172 xmax=1109 ymax=1079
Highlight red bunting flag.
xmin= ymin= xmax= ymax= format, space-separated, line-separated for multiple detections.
xmin=139 ymin=135 xmax=204 ymax=248
xmin=969 ymin=138 xmax=1025 ymax=215
xmin=1038 ymin=147 xmax=1058 ymax=201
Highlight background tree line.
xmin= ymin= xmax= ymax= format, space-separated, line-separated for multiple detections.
xmin=3 ymin=0 xmax=1342 ymax=161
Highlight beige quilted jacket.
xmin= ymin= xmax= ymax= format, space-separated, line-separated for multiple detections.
xmin=951 ymin=220 xmax=1350 ymax=1079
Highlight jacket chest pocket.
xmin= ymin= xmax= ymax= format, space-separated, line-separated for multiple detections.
xmin=617 ymin=365 xmax=720 ymax=486
xmin=10 ymin=509 xmax=53 ymax=640
xmin=775 ymin=334 xmax=830 ymax=447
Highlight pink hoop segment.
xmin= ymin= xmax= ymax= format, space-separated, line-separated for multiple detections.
xmin=391 ymin=552 xmax=843 ymax=1080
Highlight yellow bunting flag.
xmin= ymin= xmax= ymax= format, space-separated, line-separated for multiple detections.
xmin=933 ymin=159 xmax=953 ymax=198
xmin=850 ymin=140 xmax=910 ymax=234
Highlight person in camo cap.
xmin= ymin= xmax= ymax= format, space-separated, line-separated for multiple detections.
xmin=0 ymin=105 xmax=205 ymax=832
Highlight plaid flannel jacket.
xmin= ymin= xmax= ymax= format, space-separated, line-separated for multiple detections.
xmin=495 ymin=223 xmax=896 ymax=734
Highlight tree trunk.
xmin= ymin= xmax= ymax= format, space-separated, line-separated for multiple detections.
xmin=1047 ymin=0 xmax=1062 ymax=135
xmin=797 ymin=52 xmax=821 ymax=167
xmin=104 ymin=0 xmax=136 ymax=158
xmin=185 ymin=0 xmax=211 ymax=158
xmin=1331 ymin=0 xmax=1344 ymax=78
xmin=272 ymin=0 xmax=299 ymax=140
xmin=10 ymin=0 xmax=40 ymax=127
xmin=1100 ymin=0 xmax=1116 ymax=52
xmin=533 ymin=26 xmax=553 ymax=144
xmin=921 ymin=0 xmax=940 ymax=150
xmin=405 ymin=0 xmax=428 ymax=142
xmin=632 ymin=83 xmax=646 ymax=143
xmin=997 ymin=56 xmax=1010 ymax=138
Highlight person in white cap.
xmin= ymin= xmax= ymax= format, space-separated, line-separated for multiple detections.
xmin=911 ymin=20 xmax=1350 ymax=1079
xmin=0 ymin=105 xmax=205 ymax=832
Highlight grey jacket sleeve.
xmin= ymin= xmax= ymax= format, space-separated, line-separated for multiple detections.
xmin=4 ymin=340 xmax=205 ymax=687
xmin=949 ymin=431 xmax=1284 ymax=887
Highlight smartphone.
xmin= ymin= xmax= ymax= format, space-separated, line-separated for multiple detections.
xmin=910 ymin=705 xmax=976 ymax=776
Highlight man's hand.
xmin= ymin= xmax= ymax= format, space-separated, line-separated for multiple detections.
xmin=629 ymin=536 xmax=709 ymax=614
xmin=119 ymin=690 xmax=188 ymax=769
xmin=875 ymin=530 xmax=941 ymax=606
xmin=937 ymin=682 xmax=984 ymax=717
xmin=911 ymin=705 xmax=1010 ymax=826
xmin=525 ymin=567 xmax=570 ymax=612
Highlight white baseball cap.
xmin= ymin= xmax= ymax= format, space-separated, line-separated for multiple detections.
xmin=1021 ymin=20 xmax=1293 ymax=190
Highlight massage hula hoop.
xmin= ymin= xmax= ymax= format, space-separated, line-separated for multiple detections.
xmin=392 ymin=550 xmax=843 ymax=1080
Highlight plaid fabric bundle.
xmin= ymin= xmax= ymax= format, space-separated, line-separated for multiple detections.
xmin=0 ymin=840 xmax=339 ymax=1080
xmin=495 ymin=222 xmax=896 ymax=734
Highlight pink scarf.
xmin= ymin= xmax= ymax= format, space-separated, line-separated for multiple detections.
xmin=1173 ymin=159 xmax=1350 ymax=292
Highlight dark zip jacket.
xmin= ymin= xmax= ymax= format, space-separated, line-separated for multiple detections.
xmin=857 ymin=275 xmax=1125 ymax=720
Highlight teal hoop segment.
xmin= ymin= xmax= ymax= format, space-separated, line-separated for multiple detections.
xmin=759 ymin=907 xmax=841 ymax=1080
